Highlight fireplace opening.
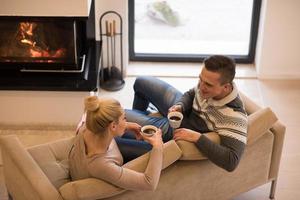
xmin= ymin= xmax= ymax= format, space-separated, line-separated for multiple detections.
xmin=0 ymin=18 xmax=85 ymax=70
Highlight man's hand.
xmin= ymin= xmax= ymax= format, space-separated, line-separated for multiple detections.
xmin=168 ymin=104 xmax=182 ymax=113
xmin=173 ymin=128 xmax=201 ymax=143
xmin=126 ymin=122 xmax=142 ymax=140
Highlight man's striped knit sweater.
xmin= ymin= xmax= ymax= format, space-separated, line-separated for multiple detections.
xmin=177 ymin=83 xmax=248 ymax=171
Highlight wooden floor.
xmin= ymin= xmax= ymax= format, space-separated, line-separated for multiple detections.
xmin=0 ymin=76 xmax=300 ymax=200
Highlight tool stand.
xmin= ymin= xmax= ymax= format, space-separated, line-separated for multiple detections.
xmin=99 ymin=11 xmax=125 ymax=91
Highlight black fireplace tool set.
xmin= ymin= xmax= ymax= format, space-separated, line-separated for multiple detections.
xmin=99 ymin=11 xmax=125 ymax=91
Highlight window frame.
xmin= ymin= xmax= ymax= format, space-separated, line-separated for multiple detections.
xmin=128 ymin=0 xmax=262 ymax=63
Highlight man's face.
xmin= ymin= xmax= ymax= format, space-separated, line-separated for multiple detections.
xmin=198 ymin=66 xmax=228 ymax=100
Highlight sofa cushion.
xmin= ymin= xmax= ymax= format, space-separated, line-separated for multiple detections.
xmin=27 ymin=137 xmax=75 ymax=189
xmin=247 ymin=107 xmax=278 ymax=145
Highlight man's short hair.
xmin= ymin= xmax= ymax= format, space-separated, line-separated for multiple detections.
xmin=204 ymin=55 xmax=236 ymax=85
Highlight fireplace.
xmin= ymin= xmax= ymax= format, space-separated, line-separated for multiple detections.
xmin=0 ymin=19 xmax=80 ymax=70
xmin=0 ymin=0 xmax=100 ymax=91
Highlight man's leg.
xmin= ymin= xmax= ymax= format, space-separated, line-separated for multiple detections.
xmin=132 ymin=76 xmax=183 ymax=116
xmin=125 ymin=109 xmax=173 ymax=142
xmin=115 ymin=133 xmax=152 ymax=163
xmin=126 ymin=76 xmax=183 ymax=142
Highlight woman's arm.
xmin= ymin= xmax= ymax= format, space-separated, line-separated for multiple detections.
xmin=125 ymin=122 xmax=142 ymax=140
xmin=88 ymin=130 xmax=163 ymax=191
xmin=75 ymin=113 xmax=86 ymax=135
xmin=88 ymin=146 xmax=163 ymax=191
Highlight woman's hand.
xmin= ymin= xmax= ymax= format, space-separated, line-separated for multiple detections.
xmin=126 ymin=122 xmax=142 ymax=140
xmin=142 ymin=128 xmax=163 ymax=148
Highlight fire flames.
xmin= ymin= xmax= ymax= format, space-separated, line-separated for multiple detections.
xmin=17 ymin=22 xmax=66 ymax=62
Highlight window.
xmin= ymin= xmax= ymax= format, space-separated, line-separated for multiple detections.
xmin=129 ymin=0 xmax=261 ymax=63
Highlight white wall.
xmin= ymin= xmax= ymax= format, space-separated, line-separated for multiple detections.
xmin=256 ymin=0 xmax=300 ymax=79
xmin=0 ymin=91 xmax=87 ymax=125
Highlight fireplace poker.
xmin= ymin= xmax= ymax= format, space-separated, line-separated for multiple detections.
xmin=105 ymin=20 xmax=110 ymax=76
xmin=112 ymin=20 xmax=116 ymax=68
xmin=109 ymin=22 xmax=114 ymax=77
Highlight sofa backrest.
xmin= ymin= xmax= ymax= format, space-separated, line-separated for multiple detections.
xmin=27 ymin=137 xmax=75 ymax=189
xmin=239 ymin=92 xmax=279 ymax=145
xmin=239 ymin=92 xmax=261 ymax=115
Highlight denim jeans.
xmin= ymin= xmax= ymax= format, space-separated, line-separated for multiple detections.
xmin=115 ymin=132 xmax=152 ymax=163
xmin=125 ymin=76 xmax=183 ymax=142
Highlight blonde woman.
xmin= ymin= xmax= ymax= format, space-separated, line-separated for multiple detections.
xmin=69 ymin=96 xmax=163 ymax=190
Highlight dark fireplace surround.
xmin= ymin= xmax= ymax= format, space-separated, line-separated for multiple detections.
xmin=0 ymin=1 xmax=100 ymax=91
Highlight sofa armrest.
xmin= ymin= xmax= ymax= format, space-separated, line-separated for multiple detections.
xmin=59 ymin=140 xmax=182 ymax=200
xmin=247 ymin=107 xmax=278 ymax=145
xmin=0 ymin=135 xmax=63 ymax=200
xmin=269 ymin=120 xmax=286 ymax=180
xmin=176 ymin=132 xmax=220 ymax=160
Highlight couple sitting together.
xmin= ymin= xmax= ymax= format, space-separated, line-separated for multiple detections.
xmin=68 ymin=55 xmax=248 ymax=191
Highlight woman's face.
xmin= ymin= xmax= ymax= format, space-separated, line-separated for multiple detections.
xmin=113 ymin=110 xmax=127 ymax=137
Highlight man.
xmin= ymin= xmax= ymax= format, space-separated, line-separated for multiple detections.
xmin=125 ymin=55 xmax=248 ymax=172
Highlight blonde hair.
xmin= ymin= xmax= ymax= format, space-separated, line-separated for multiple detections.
xmin=84 ymin=96 xmax=123 ymax=136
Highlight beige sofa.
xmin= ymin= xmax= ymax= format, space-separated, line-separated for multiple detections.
xmin=0 ymin=93 xmax=285 ymax=200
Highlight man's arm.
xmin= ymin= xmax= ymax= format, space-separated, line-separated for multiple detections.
xmin=173 ymin=129 xmax=245 ymax=172
xmin=175 ymin=88 xmax=195 ymax=114
xmin=195 ymin=134 xmax=245 ymax=172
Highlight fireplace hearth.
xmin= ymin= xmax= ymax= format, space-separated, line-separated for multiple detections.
xmin=0 ymin=0 xmax=100 ymax=91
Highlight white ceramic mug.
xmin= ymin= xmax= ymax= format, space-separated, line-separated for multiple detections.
xmin=168 ymin=111 xmax=183 ymax=129
xmin=141 ymin=125 xmax=158 ymax=137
